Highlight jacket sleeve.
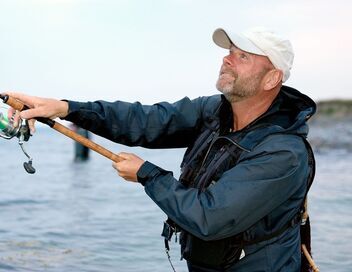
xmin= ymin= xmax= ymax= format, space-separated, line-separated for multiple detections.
xmin=139 ymin=134 xmax=309 ymax=240
xmin=63 ymin=96 xmax=219 ymax=148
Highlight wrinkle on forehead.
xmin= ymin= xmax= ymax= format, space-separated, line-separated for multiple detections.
xmin=230 ymin=45 xmax=274 ymax=69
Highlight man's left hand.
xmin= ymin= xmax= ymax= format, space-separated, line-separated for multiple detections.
xmin=112 ymin=152 xmax=145 ymax=182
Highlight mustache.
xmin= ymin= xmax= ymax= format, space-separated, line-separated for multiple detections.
xmin=219 ymin=66 xmax=236 ymax=77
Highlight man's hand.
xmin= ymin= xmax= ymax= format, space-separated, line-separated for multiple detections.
xmin=2 ymin=91 xmax=69 ymax=133
xmin=112 ymin=152 xmax=145 ymax=182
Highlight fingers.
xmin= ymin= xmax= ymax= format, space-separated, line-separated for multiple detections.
xmin=7 ymin=108 xmax=20 ymax=127
xmin=4 ymin=92 xmax=36 ymax=108
xmin=20 ymin=107 xmax=45 ymax=120
xmin=117 ymin=152 xmax=133 ymax=160
xmin=27 ymin=119 xmax=36 ymax=134
xmin=1 ymin=91 xmax=66 ymax=135
xmin=112 ymin=152 xmax=145 ymax=182
xmin=5 ymin=109 xmax=37 ymax=134
xmin=112 ymin=160 xmax=133 ymax=181
xmin=3 ymin=91 xmax=42 ymax=120
xmin=13 ymin=111 xmax=21 ymax=128
xmin=2 ymin=91 xmax=69 ymax=120
xmin=7 ymin=107 xmax=16 ymax=119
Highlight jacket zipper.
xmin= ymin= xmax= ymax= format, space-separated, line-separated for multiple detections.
xmin=199 ymin=135 xmax=250 ymax=170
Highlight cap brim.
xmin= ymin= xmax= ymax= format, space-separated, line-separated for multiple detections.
xmin=212 ymin=28 xmax=265 ymax=56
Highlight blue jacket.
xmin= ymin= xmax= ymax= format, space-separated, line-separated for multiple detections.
xmin=64 ymin=85 xmax=316 ymax=271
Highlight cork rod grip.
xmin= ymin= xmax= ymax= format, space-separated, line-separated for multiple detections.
xmin=2 ymin=95 xmax=27 ymax=111
xmin=53 ymin=122 xmax=123 ymax=163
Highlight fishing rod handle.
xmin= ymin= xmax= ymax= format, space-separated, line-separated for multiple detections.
xmin=0 ymin=94 xmax=26 ymax=111
xmin=52 ymin=122 xmax=124 ymax=163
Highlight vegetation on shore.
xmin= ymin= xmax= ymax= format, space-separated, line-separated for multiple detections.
xmin=315 ymin=99 xmax=352 ymax=118
xmin=309 ymin=99 xmax=352 ymax=151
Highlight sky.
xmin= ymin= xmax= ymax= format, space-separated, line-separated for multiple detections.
xmin=0 ymin=0 xmax=351 ymax=104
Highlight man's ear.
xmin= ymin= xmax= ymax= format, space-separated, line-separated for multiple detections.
xmin=263 ymin=69 xmax=283 ymax=90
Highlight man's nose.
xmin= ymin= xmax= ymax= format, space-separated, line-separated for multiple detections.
xmin=223 ymin=54 xmax=232 ymax=67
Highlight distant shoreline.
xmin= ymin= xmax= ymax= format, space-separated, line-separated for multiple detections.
xmin=308 ymin=100 xmax=352 ymax=151
xmin=313 ymin=99 xmax=352 ymax=119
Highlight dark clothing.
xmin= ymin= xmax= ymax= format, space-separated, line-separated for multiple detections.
xmin=64 ymin=85 xmax=316 ymax=271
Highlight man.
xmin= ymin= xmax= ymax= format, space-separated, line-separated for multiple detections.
xmin=5 ymin=27 xmax=316 ymax=271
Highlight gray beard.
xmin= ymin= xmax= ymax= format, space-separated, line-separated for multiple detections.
xmin=216 ymin=76 xmax=259 ymax=103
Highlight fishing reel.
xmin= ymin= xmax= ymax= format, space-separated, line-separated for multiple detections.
xmin=0 ymin=108 xmax=36 ymax=174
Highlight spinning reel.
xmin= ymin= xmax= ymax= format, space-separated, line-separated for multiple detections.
xmin=0 ymin=108 xmax=36 ymax=174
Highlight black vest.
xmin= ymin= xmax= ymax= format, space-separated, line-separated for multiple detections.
xmin=178 ymin=118 xmax=250 ymax=270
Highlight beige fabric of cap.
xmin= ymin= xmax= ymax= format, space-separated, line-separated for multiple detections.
xmin=212 ymin=27 xmax=294 ymax=82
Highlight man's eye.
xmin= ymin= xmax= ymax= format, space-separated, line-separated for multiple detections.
xmin=240 ymin=53 xmax=248 ymax=59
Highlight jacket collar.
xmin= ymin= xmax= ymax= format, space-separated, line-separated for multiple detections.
xmin=218 ymin=85 xmax=316 ymax=150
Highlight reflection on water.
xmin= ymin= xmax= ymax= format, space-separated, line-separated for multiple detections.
xmin=0 ymin=240 xmax=82 ymax=270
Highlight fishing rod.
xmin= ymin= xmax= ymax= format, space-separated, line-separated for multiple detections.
xmin=0 ymin=94 xmax=123 ymax=174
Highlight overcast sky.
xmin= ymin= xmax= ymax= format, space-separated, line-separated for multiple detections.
xmin=1 ymin=0 xmax=351 ymax=104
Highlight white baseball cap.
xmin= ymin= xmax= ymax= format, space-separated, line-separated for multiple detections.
xmin=212 ymin=27 xmax=294 ymax=82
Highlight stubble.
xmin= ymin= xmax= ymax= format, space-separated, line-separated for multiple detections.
xmin=216 ymin=68 xmax=267 ymax=103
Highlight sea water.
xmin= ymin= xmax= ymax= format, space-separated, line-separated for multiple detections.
xmin=0 ymin=128 xmax=350 ymax=272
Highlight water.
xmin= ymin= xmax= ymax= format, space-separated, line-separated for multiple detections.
xmin=309 ymin=149 xmax=352 ymax=271
xmin=0 ymin=128 xmax=351 ymax=271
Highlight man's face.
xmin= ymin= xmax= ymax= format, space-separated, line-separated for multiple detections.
xmin=216 ymin=45 xmax=271 ymax=102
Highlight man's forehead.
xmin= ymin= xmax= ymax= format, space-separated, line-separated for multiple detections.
xmin=229 ymin=44 xmax=245 ymax=52
xmin=230 ymin=45 xmax=273 ymax=67
xmin=230 ymin=45 xmax=260 ymax=57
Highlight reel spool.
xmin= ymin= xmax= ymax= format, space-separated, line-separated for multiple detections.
xmin=0 ymin=107 xmax=35 ymax=174
xmin=0 ymin=110 xmax=21 ymax=139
